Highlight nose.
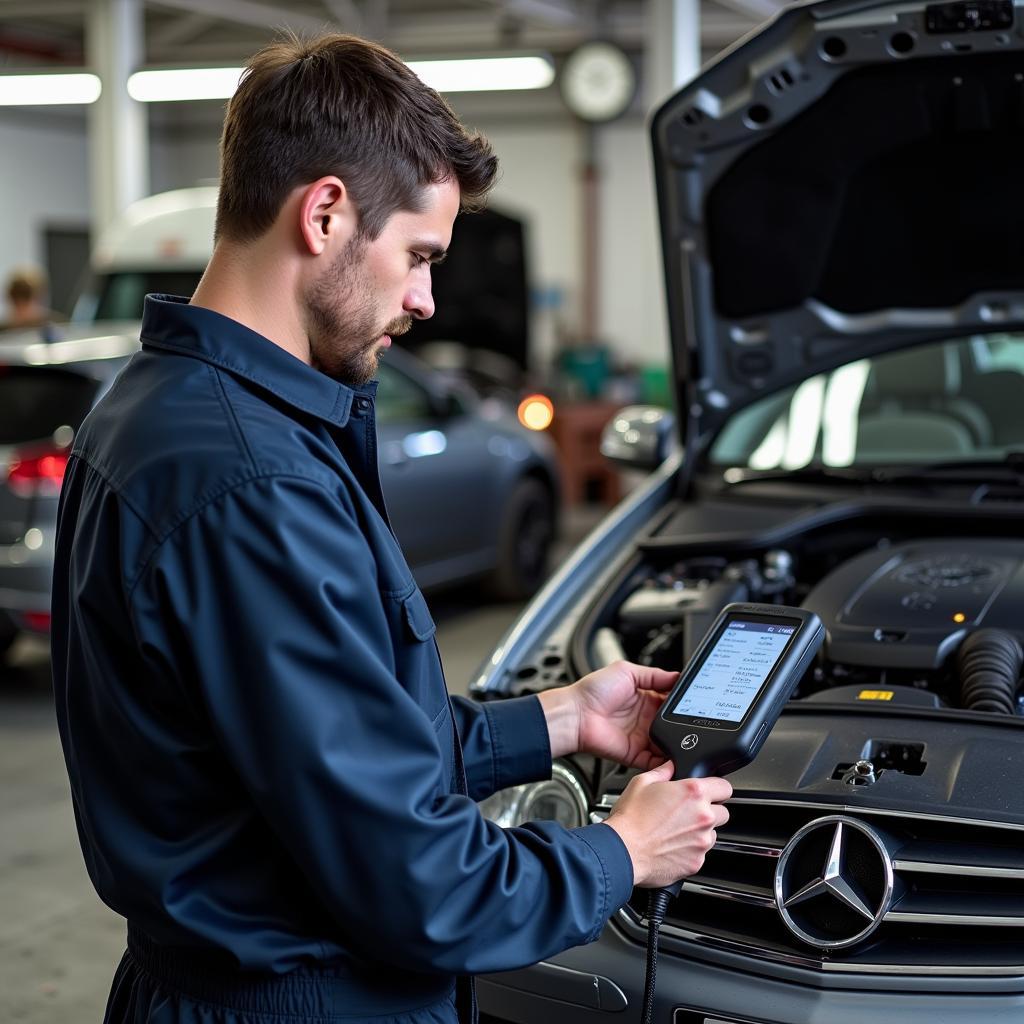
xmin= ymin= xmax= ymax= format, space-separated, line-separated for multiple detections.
xmin=403 ymin=275 xmax=435 ymax=320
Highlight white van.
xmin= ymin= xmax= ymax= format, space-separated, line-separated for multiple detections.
xmin=72 ymin=186 xmax=216 ymax=323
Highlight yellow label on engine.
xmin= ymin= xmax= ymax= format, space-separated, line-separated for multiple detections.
xmin=857 ymin=690 xmax=894 ymax=701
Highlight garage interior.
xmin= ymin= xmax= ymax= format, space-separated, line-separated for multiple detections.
xmin=0 ymin=1 xmax=900 ymax=1022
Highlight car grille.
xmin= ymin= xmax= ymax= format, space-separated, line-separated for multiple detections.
xmin=617 ymin=798 xmax=1024 ymax=976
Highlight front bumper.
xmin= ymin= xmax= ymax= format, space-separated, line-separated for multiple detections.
xmin=477 ymin=918 xmax=1024 ymax=1023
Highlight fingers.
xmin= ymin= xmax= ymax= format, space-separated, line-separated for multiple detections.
xmin=643 ymin=759 xmax=674 ymax=782
xmin=627 ymin=663 xmax=681 ymax=693
xmin=679 ymin=775 xmax=733 ymax=804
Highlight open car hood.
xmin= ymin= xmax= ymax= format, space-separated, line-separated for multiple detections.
xmin=652 ymin=0 xmax=1024 ymax=446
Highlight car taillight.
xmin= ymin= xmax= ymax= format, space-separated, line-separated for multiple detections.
xmin=21 ymin=611 xmax=51 ymax=633
xmin=7 ymin=449 xmax=69 ymax=497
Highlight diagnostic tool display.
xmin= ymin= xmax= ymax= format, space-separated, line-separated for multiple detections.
xmin=670 ymin=619 xmax=795 ymax=722
xmin=652 ymin=603 xmax=823 ymax=780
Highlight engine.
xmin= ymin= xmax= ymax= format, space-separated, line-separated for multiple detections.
xmin=606 ymin=537 xmax=1024 ymax=716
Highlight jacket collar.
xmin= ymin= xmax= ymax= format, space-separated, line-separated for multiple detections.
xmin=140 ymin=294 xmax=378 ymax=427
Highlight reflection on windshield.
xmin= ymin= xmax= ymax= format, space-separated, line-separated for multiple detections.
xmin=712 ymin=334 xmax=1024 ymax=470
xmin=749 ymin=362 xmax=870 ymax=470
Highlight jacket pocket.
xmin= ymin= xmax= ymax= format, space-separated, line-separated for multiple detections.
xmin=401 ymin=587 xmax=437 ymax=643
xmin=387 ymin=584 xmax=446 ymax=728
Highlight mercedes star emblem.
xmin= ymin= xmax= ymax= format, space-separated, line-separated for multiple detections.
xmin=774 ymin=816 xmax=894 ymax=949
xmin=680 ymin=734 xmax=699 ymax=750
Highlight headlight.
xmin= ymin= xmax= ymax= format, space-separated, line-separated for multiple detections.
xmin=478 ymin=762 xmax=588 ymax=830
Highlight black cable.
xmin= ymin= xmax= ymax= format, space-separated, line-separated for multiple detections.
xmin=957 ymin=628 xmax=1022 ymax=715
xmin=641 ymin=885 xmax=678 ymax=1024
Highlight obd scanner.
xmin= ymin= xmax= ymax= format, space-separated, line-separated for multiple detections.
xmin=639 ymin=603 xmax=824 ymax=1024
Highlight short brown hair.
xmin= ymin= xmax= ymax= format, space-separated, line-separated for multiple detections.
xmin=216 ymin=33 xmax=498 ymax=243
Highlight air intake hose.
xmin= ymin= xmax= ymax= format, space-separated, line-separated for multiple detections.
xmin=957 ymin=629 xmax=1023 ymax=715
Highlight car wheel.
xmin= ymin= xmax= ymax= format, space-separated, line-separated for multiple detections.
xmin=489 ymin=477 xmax=554 ymax=601
xmin=0 ymin=627 xmax=18 ymax=662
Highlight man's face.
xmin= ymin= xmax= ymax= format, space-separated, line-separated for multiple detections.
xmin=304 ymin=179 xmax=460 ymax=386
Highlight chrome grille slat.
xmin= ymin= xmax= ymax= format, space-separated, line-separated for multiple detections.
xmin=886 ymin=911 xmax=1024 ymax=927
xmin=713 ymin=839 xmax=782 ymax=859
xmin=635 ymin=797 xmax=1024 ymax=977
xmin=894 ymin=858 xmax=1024 ymax=879
xmin=684 ymin=879 xmax=775 ymax=908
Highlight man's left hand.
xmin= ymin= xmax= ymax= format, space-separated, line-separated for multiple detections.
xmin=538 ymin=661 xmax=680 ymax=769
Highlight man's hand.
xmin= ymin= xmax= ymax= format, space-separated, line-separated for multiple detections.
xmin=537 ymin=660 xmax=680 ymax=768
xmin=605 ymin=762 xmax=733 ymax=887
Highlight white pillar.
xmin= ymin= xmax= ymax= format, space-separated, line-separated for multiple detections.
xmin=646 ymin=0 xmax=702 ymax=113
xmin=87 ymin=0 xmax=148 ymax=241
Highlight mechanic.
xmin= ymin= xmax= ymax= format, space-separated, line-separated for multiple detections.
xmin=51 ymin=33 xmax=732 ymax=1024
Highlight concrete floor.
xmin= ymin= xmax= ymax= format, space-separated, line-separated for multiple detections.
xmin=0 ymin=507 xmax=604 ymax=1022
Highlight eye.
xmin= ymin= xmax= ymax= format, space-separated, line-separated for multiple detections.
xmin=411 ymin=252 xmax=428 ymax=268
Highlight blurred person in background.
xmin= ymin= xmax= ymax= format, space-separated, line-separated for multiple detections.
xmin=1 ymin=264 xmax=60 ymax=331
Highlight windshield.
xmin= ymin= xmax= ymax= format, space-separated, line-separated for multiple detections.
xmin=710 ymin=333 xmax=1024 ymax=470
xmin=76 ymin=271 xmax=204 ymax=322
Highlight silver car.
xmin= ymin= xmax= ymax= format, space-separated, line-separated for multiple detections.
xmin=0 ymin=323 xmax=559 ymax=655
xmin=472 ymin=0 xmax=1024 ymax=1020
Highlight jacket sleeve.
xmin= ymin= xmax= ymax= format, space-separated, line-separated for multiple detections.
xmin=132 ymin=474 xmax=634 ymax=976
xmin=450 ymin=694 xmax=553 ymax=802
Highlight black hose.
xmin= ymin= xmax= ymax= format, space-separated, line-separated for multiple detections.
xmin=957 ymin=629 xmax=1023 ymax=715
xmin=641 ymin=887 xmax=675 ymax=1024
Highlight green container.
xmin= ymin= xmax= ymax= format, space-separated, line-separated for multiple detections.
xmin=560 ymin=346 xmax=610 ymax=399
xmin=639 ymin=363 xmax=673 ymax=408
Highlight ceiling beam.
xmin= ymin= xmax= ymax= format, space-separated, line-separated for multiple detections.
xmin=0 ymin=1 xmax=82 ymax=15
xmin=151 ymin=12 xmax=216 ymax=48
xmin=503 ymin=0 xmax=586 ymax=26
xmin=0 ymin=29 xmax=81 ymax=62
xmin=474 ymin=0 xmax=589 ymax=28
xmin=148 ymin=0 xmax=329 ymax=37
xmin=138 ymin=1 xmax=750 ymax=65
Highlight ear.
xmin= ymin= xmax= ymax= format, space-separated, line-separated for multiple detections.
xmin=297 ymin=176 xmax=358 ymax=256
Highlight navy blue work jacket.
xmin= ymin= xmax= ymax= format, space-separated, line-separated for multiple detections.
xmin=52 ymin=296 xmax=633 ymax=1022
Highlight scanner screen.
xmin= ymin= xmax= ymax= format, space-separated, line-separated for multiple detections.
xmin=672 ymin=619 xmax=794 ymax=722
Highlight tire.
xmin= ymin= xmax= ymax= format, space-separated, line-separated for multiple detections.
xmin=488 ymin=477 xmax=555 ymax=601
xmin=0 ymin=627 xmax=17 ymax=659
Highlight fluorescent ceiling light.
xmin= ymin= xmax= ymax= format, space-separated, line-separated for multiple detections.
xmin=0 ymin=73 xmax=101 ymax=106
xmin=127 ymin=55 xmax=554 ymax=103
xmin=408 ymin=56 xmax=554 ymax=92
xmin=128 ymin=67 xmax=243 ymax=102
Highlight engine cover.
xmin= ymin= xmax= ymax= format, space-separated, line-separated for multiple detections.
xmin=802 ymin=539 xmax=1024 ymax=669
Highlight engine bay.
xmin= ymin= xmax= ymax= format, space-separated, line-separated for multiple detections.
xmin=587 ymin=535 xmax=1024 ymax=720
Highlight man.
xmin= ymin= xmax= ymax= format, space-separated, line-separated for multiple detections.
xmin=52 ymin=33 xmax=732 ymax=1024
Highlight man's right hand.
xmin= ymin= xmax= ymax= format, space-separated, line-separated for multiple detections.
xmin=604 ymin=761 xmax=733 ymax=888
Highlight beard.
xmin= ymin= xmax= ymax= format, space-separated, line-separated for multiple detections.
xmin=304 ymin=234 xmax=412 ymax=386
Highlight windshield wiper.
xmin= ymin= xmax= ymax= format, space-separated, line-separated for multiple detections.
xmin=723 ymin=454 xmax=1024 ymax=489
xmin=722 ymin=466 xmax=877 ymax=486
xmin=872 ymin=452 xmax=1024 ymax=485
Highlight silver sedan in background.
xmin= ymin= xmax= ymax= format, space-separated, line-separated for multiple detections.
xmin=0 ymin=323 xmax=560 ymax=657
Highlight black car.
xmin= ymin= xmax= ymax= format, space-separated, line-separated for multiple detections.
xmin=471 ymin=1 xmax=1024 ymax=1020
xmin=0 ymin=325 xmax=559 ymax=655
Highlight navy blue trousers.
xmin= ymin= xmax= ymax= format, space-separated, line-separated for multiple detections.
xmin=104 ymin=932 xmax=466 ymax=1024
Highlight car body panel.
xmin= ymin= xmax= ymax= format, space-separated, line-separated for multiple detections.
xmin=472 ymin=1 xmax=1024 ymax=1019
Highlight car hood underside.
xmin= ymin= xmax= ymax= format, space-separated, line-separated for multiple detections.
xmin=652 ymin=0 xmax=1024 ymax=440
